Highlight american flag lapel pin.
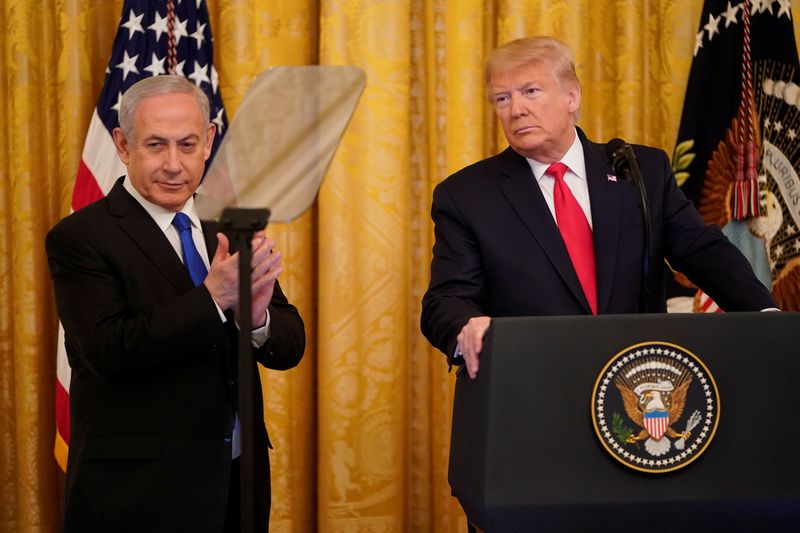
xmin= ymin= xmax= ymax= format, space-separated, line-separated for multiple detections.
xmin=607 ymin=173 xmax=617 ymax=182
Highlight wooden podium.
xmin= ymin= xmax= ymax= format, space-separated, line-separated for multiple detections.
xmin=449 ymin=312 xmax=800 ymax=532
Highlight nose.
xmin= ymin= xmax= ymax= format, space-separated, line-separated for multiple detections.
xmin=163 ymin=144 xmax=181 ymax=174
xmin=509 ymin=93 xmax=527 ymax=118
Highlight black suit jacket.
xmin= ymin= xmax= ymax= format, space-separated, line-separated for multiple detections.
xmin=46 ymin=178 xmax=305 ymax=532
xmin=421 ymin=129 xmax=776 ymax=358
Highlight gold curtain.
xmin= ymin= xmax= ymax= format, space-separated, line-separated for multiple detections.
xmin=2 ymin=0 xmax=799 ymax=531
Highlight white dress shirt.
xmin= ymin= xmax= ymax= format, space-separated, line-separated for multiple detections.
xmin=123 ymin=177 xmax=274 ymax=458
xmin=525 ymin=129 xmax=593 ymax=229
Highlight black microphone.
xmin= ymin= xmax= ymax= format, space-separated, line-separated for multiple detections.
xmin=605 ymin=138 xmax=652 ymax=312
xmin=605 ymin=138 xmax=638 ymax=182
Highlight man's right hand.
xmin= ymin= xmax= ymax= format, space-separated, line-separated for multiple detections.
xmin=204 ymin=232 xmax=284 ymax=323
xmin=456 ymin=316 xmax=491 ymax=379
xmin=204 ymin=232 xmax=240 ymax=311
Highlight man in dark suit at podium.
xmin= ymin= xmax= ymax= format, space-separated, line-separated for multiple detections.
xmin=421 ymin=36 xmax=775 ymax=379
xmin=46 ymin=75 xmax=305 ymax=531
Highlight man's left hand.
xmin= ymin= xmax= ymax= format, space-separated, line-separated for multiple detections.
xmin=236 ymin=231 xmax=283 ymax=327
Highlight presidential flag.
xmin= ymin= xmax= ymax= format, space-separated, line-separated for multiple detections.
xmin=670 ymin=0 xmax=800 ymax=312
xmin=55 ymin=0 xmax=228 ymax=470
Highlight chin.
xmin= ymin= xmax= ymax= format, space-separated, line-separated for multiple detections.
xmin=154 ymin=195 xmax=190 ymax=211
xmin=512 ymin=136 xmax=543 ymax=151
xmin=512 ymin=145 xmax=543 ymax=159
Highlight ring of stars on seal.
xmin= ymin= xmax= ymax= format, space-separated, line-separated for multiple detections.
xmin=591 ymin=341 xmax=720 ymax=474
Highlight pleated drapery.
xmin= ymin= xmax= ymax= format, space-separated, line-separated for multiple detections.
xmin=3 ymin=1 xmax=799 ymax=531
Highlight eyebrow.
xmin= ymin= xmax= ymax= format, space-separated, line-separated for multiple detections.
xmin=143 ymin=133 xmax=201 ymax=143
xmin=515 ymin=81 xmax=539 ymax=91
xmin=490 ymin=80 xmax=539 ymax=94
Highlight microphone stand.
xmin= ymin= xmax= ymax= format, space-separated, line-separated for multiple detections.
xmin=219 ymin=207 xmax=271 ymax=533
xmin=612 ymin=146 xmax=652 ymax=313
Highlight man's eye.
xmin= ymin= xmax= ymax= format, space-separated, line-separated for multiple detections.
xmin=524 ymin=87 xmax=540 ymax=97
xmin=493 ymin=95 xmax=510 ymax=107
xmin=181 ymin=142 xmax=197 ymax=150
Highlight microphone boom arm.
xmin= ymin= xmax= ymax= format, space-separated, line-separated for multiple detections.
xmin=609 ymin=142 xmax=652 ymax=313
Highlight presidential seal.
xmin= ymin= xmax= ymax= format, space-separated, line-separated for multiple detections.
xmin=591 ymin=342 xmax=720 ymax=473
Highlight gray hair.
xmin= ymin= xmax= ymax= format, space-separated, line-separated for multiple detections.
xmin=485 ymin=36 xmax=580 ymax=90
xmin=118 ymin=75 xmax=210 ymax=138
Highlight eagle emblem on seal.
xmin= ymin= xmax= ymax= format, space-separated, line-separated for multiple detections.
xmin=615 ymin=360 xmax=692 ymax=457
xmin=592 ymin=342 xmax=719 ymax=473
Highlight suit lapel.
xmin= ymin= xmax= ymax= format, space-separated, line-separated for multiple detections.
xmin=579 ymin=129 xmax=621 ymax=315
xmin=495 ymin=147 xmax=591 ymax=312
xmin=106 ymin=179 xmax=195 ymax=293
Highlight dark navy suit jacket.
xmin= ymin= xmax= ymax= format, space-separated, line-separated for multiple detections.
xmin=46 ymin=178 xmax=305 ymax=532
xmin=421 ymin=128 xmax=775 ymax=358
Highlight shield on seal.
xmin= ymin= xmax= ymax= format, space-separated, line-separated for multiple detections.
xmin=643 ymin=410 xmax=669 ymax=440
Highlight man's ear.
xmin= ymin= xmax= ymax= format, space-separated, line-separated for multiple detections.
xmin=203 ymin=122 xmax=216 ymax=161
xmin=112 ymin=127 xmax=131 ymax=165
xmin=567 ymin=84 xmax=581 ymax=115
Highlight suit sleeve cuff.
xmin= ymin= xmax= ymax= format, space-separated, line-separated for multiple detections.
xmin=250 ymin=310 xmax=271 ymax=347
xmin=447 ymin=344 xmax=464 ymax=372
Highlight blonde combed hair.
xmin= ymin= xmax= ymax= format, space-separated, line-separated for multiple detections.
xmin=484 ymin=36 xmax=579 ymax=90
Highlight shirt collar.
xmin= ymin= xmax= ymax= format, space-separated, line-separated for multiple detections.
xmin=527 ymin=129 xmax=586 ymax=183
xmin=123 ymin=176 xmax=201 ymax=232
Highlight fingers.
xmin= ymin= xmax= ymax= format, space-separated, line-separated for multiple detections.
xmin=456 ymin=329 xmax=477 ymax=379
xmin=251 ymin=233 xmax=273 ymax=264
xmin=251 ymin=234 xmax=282 ymax=285
xmin=207 ymin=231 xmax=283 ymax=313
xmin=213 ymin=232 xmax=230 ymax=263
xmin=251 ymin=230 xmax=265 ymax=246
xmin=249 ymin=264 xmax=278 ymax=328
xmin=252 ymin=250 xmax=281 ymax=282
xmin=457 ymin=328 xmax=480 ymax=379
xmin=204 ymin=233 xmax=238 ymax=310
xmin=252 ymin=268 xmax=282 ymax=293
xmin=456 ymin=316 xmax=491 ymax=379
xmin=463 ymin=352 xmax=479 ymax=380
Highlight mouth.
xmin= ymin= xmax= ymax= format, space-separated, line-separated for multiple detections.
xmin=514 ymin=125 xmax=537 ymax=136
xmin=157 ymin=181 xmax=187 ymax=191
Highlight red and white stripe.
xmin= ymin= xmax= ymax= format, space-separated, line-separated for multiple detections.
xmin=695 ymin=289 xmax=724 ymax=314
xmin=55 ymin=110 xmax=127 ymax=471
xmin=644 ymin=415 xmax=669 ymax=441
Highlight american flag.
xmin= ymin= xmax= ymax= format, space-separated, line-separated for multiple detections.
xmin=670 ymin=0 xmax=800 ymax=312
xmin=55 ymin=0 xmax=228 ymax=471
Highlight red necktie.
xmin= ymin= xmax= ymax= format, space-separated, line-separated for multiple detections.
xmin=546 ymin=162 xmax=597 ymax=314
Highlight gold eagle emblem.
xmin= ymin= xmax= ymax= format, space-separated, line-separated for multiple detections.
xmin=615 ymin=358 xmax=693 ymax=456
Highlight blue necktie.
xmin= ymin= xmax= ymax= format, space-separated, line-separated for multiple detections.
xmin=173 ymin=214 xmax=239 ymax=456
xmin=171 ymin=212 xmax=208 ymax=286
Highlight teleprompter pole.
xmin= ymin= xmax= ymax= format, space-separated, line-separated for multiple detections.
xmin=219 ymin=207 xmax=271 ymax=533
